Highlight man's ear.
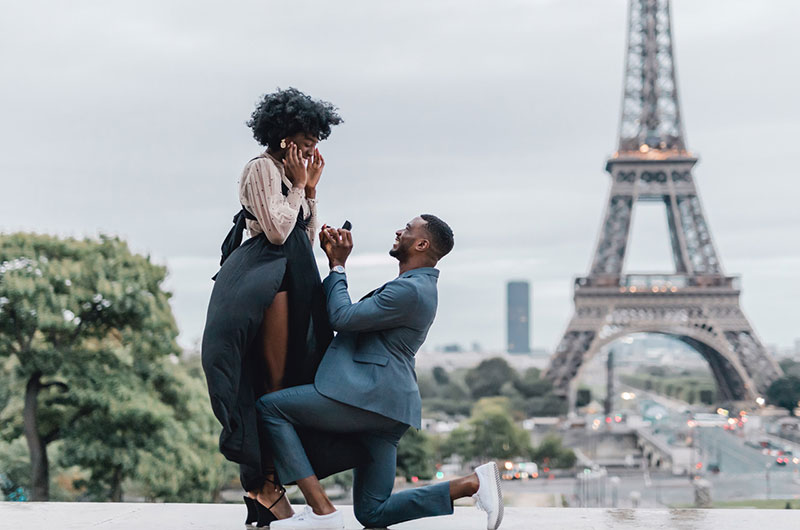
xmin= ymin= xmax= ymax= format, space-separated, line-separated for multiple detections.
xmin=415 ymin=239 xmax=430 ymax=253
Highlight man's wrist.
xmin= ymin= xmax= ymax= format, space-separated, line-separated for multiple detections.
xmin=329 ymin=260 xmax=346 ymax=270
xmin=305 ymin=186 xmax=316 ymax=199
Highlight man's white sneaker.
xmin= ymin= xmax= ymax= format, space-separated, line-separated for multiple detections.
xmin=473 ymin=461 xmax=503 ymax=530
xmin=270 ymin=506 xmax=345 ymax=529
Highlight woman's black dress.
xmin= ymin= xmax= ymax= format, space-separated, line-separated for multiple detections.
xmin=201 ymin=185 xmax=363 ymax=491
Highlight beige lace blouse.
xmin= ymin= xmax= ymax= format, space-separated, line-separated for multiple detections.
xmin=238 ymin=153 xmax=318 ymax=245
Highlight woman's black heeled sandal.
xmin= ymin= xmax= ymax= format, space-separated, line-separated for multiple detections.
xmin=244 ymin=496 xmax=258 ymax=525
xmin=249 ymin=477 xmax=287 ymax=527
xmin=255 ymin=487 xmax=287 ymax=527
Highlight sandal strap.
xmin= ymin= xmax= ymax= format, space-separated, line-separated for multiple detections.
xmin=263 ymin=476 xmax=286 ymax=494
xmin=266 ymin=488 xmax=286 ymax=511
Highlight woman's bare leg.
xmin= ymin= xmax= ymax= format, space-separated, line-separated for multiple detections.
xmin=261 ymin=291 xmax=289 ymax=392
xmin=247 ymin=292 xmax=292 ymax=518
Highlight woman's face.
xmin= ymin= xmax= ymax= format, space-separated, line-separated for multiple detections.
xmin=286 ymin=132 xmax=318 ymax=160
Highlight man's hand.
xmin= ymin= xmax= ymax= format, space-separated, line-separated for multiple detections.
xmin=319 ymin=225 xmax=353 ymax=268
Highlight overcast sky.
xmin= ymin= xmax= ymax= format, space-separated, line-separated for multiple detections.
xmin=2 ymin=0 xmax=799 ymax=354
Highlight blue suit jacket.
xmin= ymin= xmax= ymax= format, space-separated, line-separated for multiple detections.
xmin=314 ymin=267 xmax=439 ymax=429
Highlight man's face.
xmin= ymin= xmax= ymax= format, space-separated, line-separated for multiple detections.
xmin=389 ymin=217 xmax=427 ymax=260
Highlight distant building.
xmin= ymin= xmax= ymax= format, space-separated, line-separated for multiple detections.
xmin=415 ymin=349 xmax=548 ymax=372
xmin=507 ymin=281 xmax=530 ymax=353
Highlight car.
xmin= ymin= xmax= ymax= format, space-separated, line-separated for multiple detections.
xmin=500 ymin=461 xmax=539 ymax=480
xmin=775 ymin=457 xmax=789 ymax=466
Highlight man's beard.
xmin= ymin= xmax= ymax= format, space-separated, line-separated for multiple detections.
xmin=389 ymin=242 xmax=410 ymax=260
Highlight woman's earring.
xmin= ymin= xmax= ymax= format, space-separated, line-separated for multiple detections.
xmin=280 ymin=138 xmax=287 ymax=149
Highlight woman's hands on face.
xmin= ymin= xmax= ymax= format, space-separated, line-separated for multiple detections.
xmin=306 ymin=148 xmax=325 ymax=190
xmin=284 ymin=143 xmax=308 ymax=189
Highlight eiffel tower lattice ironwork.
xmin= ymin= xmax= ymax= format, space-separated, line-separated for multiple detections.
xmin=544 ymin=0 xmax=782 ymax=404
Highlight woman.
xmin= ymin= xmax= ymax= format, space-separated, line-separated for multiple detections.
xmin=201 ymin=88 xmax=360 ymax=526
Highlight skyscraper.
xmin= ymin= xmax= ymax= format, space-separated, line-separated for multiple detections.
xmin=507 ymin=281 xmax=531 ymax=354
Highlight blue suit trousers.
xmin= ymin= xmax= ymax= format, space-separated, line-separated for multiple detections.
xmin=256 ymin=384 xmax=454 ymax=528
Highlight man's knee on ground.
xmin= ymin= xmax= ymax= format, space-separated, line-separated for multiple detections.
xmin=354 ymin=499 xmax=387 ymax=528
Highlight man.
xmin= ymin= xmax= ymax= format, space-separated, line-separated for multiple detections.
xmin=256 ymin=214 xmax=503 ymax=530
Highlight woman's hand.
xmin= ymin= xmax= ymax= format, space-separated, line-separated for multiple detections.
xmin=284 ymin=143 xmax=308 ymax=189
xmin=306 ymin=148 xmax=325 ymax=193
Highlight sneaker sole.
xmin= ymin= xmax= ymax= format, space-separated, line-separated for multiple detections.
xmin=490 ymin=461 xmax=504 ymax=530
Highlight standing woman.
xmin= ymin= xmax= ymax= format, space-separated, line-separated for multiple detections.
xmin=202 ymin=88 xmax=356 ymax=526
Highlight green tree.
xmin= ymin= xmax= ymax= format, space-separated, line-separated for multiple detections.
xmin=417 ymin=372 xmax=439 ymax=399
xmin=440 ymin=380 xmax=469 ymax=401
xmin=530 ymin=435 xmax=576 ymax=469
xmin=470 ymin=407 xmax=531 ymax=460
xmin=0 ymin=233 xmax=233 ymax=501
xmin=465 ymin=358 xmax=517 ymax=399
xmin=442 ymin=398 xmax=532 ymax=462
xmin=396 ymin=428 xmax=435 ymax=481
xmin=432 ymin=366 xmax=450 ymax=386
xmin=521 ymin=395 xmax=567 ymax=417
xmin=513 ymin=368 xmax=553 ymax=398
xmin=440 ymin=426 xmax=475 ymax=462
xmin=766 ymin=376 xmax=800 ymax=416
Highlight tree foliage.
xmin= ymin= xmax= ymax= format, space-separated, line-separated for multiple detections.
xmin=432 ymin=366 xmax=450 ymax=386
xmin=421 ymin=359 xmax=565 ymax=418
xmin=396 ymin=428 xmax=435 ymax=481
xmin=440 ymin=397 xmax=532 ymax=462
xmin=530 ymin=435 xmax=576 ymax=469
xmin=465 ymin=358 xmax=517 ymax=399
xmin=766 ymin=376 xmax=800 ymax=416
xmin=0 ymin=233 xmax=236 ymax=500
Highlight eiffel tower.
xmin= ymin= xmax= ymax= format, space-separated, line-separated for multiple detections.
xmin=544 ymin=0 xmax=783 ymax=405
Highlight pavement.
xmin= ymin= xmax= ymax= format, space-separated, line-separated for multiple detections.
xmin=2 ymin=502 xmax=800 ymax=530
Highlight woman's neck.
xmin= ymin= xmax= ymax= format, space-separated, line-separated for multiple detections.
xmin=266 ymin=148 xmax=284 ymax=162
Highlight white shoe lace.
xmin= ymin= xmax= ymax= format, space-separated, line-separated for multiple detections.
xmin=473 ymin=491 xmax=486 ymax=512
xmin=292 ymin=506 xmax=314 ymax=521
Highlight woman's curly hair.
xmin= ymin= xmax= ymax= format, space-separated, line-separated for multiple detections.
xmin=247 ymin=88 xmax=343 ymax=149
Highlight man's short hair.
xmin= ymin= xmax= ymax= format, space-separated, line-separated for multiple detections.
xmin=420 ymin=214 xmax=454 ymax=260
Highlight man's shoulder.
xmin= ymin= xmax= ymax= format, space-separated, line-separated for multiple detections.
xmin=391 ymin=274 xmax=437 ymax=310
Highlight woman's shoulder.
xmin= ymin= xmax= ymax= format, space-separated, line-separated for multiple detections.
xmin=243 ymin=153 xmax=282 ymax=179
xmin=245 ymin=153 xmax=276 ymax=169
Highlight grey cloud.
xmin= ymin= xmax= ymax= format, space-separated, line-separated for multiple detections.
xmin=1 ymin=0 xmax=798 ymax=352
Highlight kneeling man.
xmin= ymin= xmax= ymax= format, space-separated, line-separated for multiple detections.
xmin=257 ymin=214 xmax=503 ymax=530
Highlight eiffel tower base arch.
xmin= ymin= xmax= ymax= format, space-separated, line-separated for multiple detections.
xmin=545 ymin=279 xmax=783 ymax=411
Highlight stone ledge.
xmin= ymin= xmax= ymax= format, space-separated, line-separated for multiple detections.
xmin=2 ymin=502 xmax=799 ymax=529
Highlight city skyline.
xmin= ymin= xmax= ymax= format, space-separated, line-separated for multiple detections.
xmin=1 ymin=1 xmax=798 ymax=352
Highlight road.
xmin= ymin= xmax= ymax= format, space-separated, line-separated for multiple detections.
xmin=562 ymin=383 xmax=800 ymax=506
